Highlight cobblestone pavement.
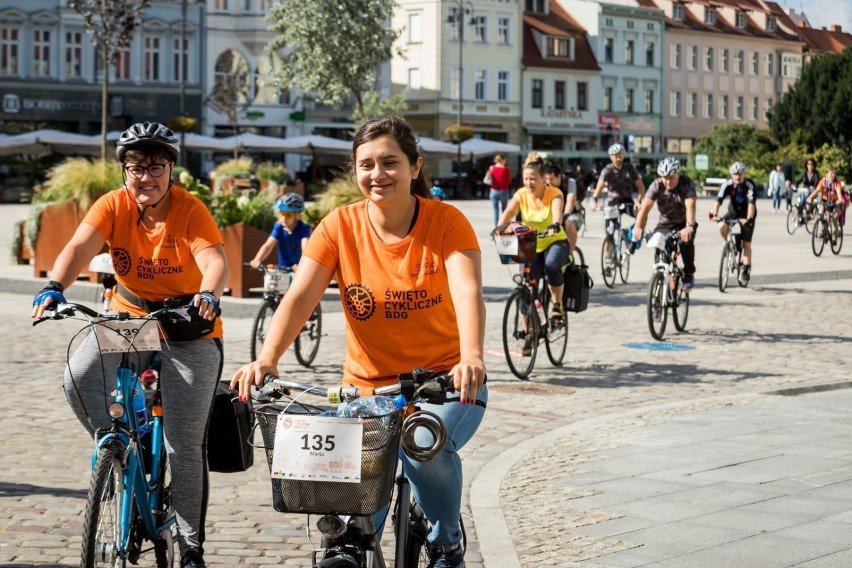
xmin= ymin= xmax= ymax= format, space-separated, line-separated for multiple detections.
xmin=1 ymin=200 xmax=850 ymax=567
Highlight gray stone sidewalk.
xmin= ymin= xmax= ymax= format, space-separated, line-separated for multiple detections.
xmin=1 ymin=199 xmax=851 ymax=567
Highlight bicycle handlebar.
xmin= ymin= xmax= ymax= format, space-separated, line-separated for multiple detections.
xmin=244 ymin=262 xmax=294 ymax=275
xmin=32 ymin=301 xmax=194 ymax=327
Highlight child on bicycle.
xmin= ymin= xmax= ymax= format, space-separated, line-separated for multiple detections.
xmin=30 ymin=121 xmax=228 ymax=568
xmin=248 ymin=192 xmax=311 ymax=270
xmin=709 ymin=161 xmax=757 ymax=286
xmin=231 ymin=116 xmax=486 ymax=568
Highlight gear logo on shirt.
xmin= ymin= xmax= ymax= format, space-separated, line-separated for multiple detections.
xmin=112 ymin=247 xmax=132 ymax=276
xmin=344 ymin=283 xmax=376 ymax=321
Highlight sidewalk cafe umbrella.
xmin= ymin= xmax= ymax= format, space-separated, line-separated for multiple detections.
xmin=0 ymin=129 xmax=100 ymax=156
xmin=416 ymin=137 xmax=460 ymax=159
xmin=94 ymin=131 xmax=234 ymax=153
xmin=458 ymin=138 xmax=522 ymax=159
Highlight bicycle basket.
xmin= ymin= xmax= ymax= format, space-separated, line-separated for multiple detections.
xmin=494 ymin=223 xmax=536 ymax=265
xmin=254 ymin=403 xmax=403 ymax=516
xmin=264 ymin=269 xmax=291 ymax=294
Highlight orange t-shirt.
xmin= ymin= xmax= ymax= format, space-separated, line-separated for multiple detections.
xmin=83 ymin=185 xmax=225 ymax=338
xmin=305 ymin=197 xmax=480 ymax=387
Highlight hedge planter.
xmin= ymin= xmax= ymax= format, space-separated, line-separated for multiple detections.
xmin=221 ymin=222 xmax=270 ymax=298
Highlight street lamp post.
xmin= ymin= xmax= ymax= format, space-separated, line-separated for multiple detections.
xmin=447 ymin=1 xmax=474 ymax=198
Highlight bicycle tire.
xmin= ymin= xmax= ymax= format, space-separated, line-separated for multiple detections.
xmin=82 ymin=442 xmax=127 ymax=568
xmin=647 ymin=271 xmax=668 ymax=341
xmin=812 ymin=219 xmax=826 ymax=257
xmin=618 ymin=244 xmax=630 ymax=284
xmin=718 ymin=242 xmax=731 ymax=293
xmin=250 ymin=299 xmax=277 ymax=360
xmin=502 ymin=289 xmax=537 ymax=379
xmin=830 ymin=222 xmax=843 ymax=255
xmin=403 ymin=499 xmax=432 ymax=567
xmin=294 ymin=303 xmax=322 ymax=367
xmin=601 ymin=235 xmax=617 ymax=288
xmin=786 ymin=209 xmax=799 ymax=235
xmin=805 ymin=210 xmax=816 ymax=234
xmin=152 ymin=446 xmax=175 ymax=568
xmin=542 ymin=290 xmax=568 ymax=366
xmin=672 ymin=273 xmax=690 ymax=331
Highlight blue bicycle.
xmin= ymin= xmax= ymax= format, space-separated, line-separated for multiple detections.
xmin=601 ymin=202 xmax=634 ymax=288
xmin=34 ymin=302 xmax=181 ymax=567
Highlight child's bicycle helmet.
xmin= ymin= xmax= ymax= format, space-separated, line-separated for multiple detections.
xmin=275 ymin=193 xmax=305 ymax=213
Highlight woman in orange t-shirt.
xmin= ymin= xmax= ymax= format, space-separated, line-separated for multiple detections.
xmin=231 ymin=116 xmax=486 ymax=566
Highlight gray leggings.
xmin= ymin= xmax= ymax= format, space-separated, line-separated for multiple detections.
xmin=63 ymin=333 xmax=223 ymax=555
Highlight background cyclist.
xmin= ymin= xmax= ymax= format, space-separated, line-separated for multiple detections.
xmin=807 ymin=166 xmax=846 ymax=226
xmin=231 ymin=115 xmax=486 ymax=568
xmin=496 ymin=152 xmax=569 ymax=326
xmin=710 ymin=161 xmax=757 ymax=286
xmin=590 ymin=142 xmax=645 ymax=215
xmin=248 ymin=192 xmax=311 ymax=270
xmin=796 ymin=158 xmax=820 ymax=217
xmin=30 ymin=121 xmax=228 ymax=568
xmin=633 ymin=157 xmax=699 ymax=290
xmin=544 ymin=162 xmax=582 ymax=257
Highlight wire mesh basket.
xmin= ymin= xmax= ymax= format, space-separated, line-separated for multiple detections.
xmin=254 ymin=402 xmax=403 ymax=516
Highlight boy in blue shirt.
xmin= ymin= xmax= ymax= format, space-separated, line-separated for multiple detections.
xmin=249 ymin=193 xmax=312 ymax=270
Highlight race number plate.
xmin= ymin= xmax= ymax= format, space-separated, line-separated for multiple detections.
xmin=94 ymin=320 xmax=161 ymax=353
xmin=270 ymin=414 xmax=363 ymax=483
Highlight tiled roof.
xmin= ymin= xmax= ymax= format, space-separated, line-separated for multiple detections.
xmin=522 ymin=1 xmax=600 ymax=71
xmin=795 ymin=25 xmax=852 ymax=54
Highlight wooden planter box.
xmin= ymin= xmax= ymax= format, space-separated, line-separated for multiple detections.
xmin=33 ymin=200 xmax=98 ymax=281
xmin=221 ymin=221 xmax=271 ymax=298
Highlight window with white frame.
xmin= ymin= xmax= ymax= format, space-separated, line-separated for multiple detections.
xmin=554 ymin=80 xmax=565 ymax=109
xmin=173 ymin=37 xmax=188 ymax=82
xmin=704 ymin=94 xmax=713 ymax=118
xmin=497 ymin=17 xmax=510 ymax=44
xmin=736 ymin=12 xmax=747 ymax=29
xmin=720 ymin=95 xmax=728 ymax=119
xmin=705 ymin=7 xmax=716 ymax=25
xmin=525 ymin=0 xmax=545 ymax=13
xmin=547 ymin=37 xmax=571 ymax=58
xmin=673 ymin=4 xmax=684 ymax=21
xmin=448 ymin=7 xmax=461 ymax=41
xmin=750 ymin=52 xmax=758 ymax=75
xmin=644 ymin=89 xmax=653 ymax=113
xmin=688 ymin=45 xmax=696 ymax=70
xmin=704 ymin=47 xmax=713 ymax=71
xmin=625 ymin=88 xmax=634 ymax=112
xmin=32 ymin=28 xmax=51 ymax=77
xmin=605 ymin=17 xmax=613 ymax=27
xmin=736 ymin=96 xmax=743 ymax=120
xmin=578 ymin=81 xmax=588 ymax=110
xmin=474 ymin=69 xmax=486 ymax=100
xmin=782 ymin=53 xmax=801 ymax=78
xmin=497 ymin=70 xmax=509 ymax=101
xmin=214 ymin=0 xmax=228 ymax=11
xmin=144 ymin=36 xmax=161 ymax=81
xmin=765 ymin=98 xmax=773 ymax=120
xmin=626 ymin=40 xmax=634 ymax=65
xmin=604 ymin=37 xmax=614 ymax=63
xmin=735 ymin=50 xmax=744 ymax=74
xmin=687 ymin=92 xmax=696 ymax=117
xmin=604 ymin=86 xmax=613 ymax=111
xmin=0 ymin=27 xmax=19 ymax=76
xmin=647 ymin=22 xmax=654 ymax=31
xmin=750 ymin=97 xmax=758 ymax=120
xmin=243 ymin=0 xmax=250 ymax=12
xmin=473 ymin=16 xmax=487 ymax=42
xmin=408 ymin=12 xmax=422 ymax=43
xmin=670 ymin=91 xmax=681 ymax=117
xmin=532 ymin=79 xmax=543 ymax=108
xmin=627 ymin=20 xmax=634 ymax=29
xmin=646 ymin=42 xmax=654 ymax=66
xmin=114 ymin=46 xmax=131 ymax=81
xmin=65 ymin=30 xmax=83 ymax=78
xmin=720 ymin=48 xmax=729 ymax=73
xmin=670 ymin=44 xmax=680 ymax=69
xmin=767 ymin=16 xmax=776 ymax=32
xmin=408 ymin=67 xmax=421 ymax=91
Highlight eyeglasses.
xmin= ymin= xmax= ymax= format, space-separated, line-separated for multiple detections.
xmin=124 ymin=163 xmax=168 ymax=179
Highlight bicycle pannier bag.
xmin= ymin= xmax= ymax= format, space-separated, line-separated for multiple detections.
xmin=207 ymin=381 xmax=255 ymax=473
xmin=562 ymin=264 xmax=593 ymax=313
xmin=494 ymin=222 xmax=536 ymax=265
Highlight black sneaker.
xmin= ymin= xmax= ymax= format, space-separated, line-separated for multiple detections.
xmin=739 ymin=266 xmax=751 ymax=287
xmin=433 ymin=543 xmax=465 ymax=568
xmin=180 ymin=549 xmax=206 ymax=568
xmin=522 ymin=335 xmax=533 ymax=357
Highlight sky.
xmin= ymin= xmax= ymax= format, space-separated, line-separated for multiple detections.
xmin=776 ymin=0 xmax=852 ymax=32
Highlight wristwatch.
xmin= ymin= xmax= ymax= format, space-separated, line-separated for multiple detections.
xmin=686 ymin=222 xmax=697 ymax=228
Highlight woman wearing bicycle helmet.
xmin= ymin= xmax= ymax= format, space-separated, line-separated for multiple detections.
xmin=633 ymin=156 xmax=699 ymax=290
xmin=249 ymin=192 xmax=312 ymax=270
xmin=231 ymin=115 xmax=486 ymax=568
xmin=31 ymin=121 xmax=228 ymax=568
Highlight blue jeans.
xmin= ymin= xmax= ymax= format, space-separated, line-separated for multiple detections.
xmin=490 ymin=190 xmax=509 ymax=226
xmin=400 ymin=386 xmax=488 ymax=546
xmin=772 ymin=189 xmax=782 ymax=211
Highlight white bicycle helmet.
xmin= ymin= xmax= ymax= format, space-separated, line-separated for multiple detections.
xmin=116 ymin=121 xmax=181 ymax=162
xmin=608 ymin=143 xmax=625 ymax=155
xmin=729 ymin=161 xmax=747 ymax=175
xmin=657 ymin=157 xmax=681 ymax=177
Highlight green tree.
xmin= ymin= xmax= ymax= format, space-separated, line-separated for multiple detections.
xmin=266 ymin=0 xmax=404 ymax=119
xmin=769 ymin=49 xmax=852 ymax=154
xmin=350 ymin=92 xmax=408 ymax=125
xmin=687 ymin=123 xmax=778 ymax=183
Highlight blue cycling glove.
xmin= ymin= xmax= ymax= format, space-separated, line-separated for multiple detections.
xmin=33 ymin=285 xmax=66 ymax=308
xmin=194 ymin=290 xmax=221 ymax=317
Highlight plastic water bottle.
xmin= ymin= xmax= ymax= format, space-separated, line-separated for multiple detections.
xmin=132 ymin=377 xmax=149 ymax=436
xmin=534 ymin=299 xmax=546 ymax=325
xmin=337 ymin=395 xmax=406 ymax=417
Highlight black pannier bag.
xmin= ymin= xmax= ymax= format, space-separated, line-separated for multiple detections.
xmin=207 ymin=381 xmax=255 ymax=473
xmin=562 ymin=264 xmax=593 ymax=313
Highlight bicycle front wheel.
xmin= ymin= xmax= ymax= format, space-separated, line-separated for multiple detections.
xmin=619 ymin=243 xmax=631 ymax=283
xmin=786 ymin=209 xmax=799 ymax=235
xmin=672 ymin=273 xmax=690 ymax=331
xmin=718 ymin=243 xmax=731 ymax=293
xmin=82 ymin=442 xmax=127 ymax=568
xmin=250 ymin=299 xmax=277 ymax=360
xmin=830 ymin=222 xmax=843 ymax=255
xmin=502 ymin=289 xmax=537 ymax=379
xmin=294 ymin=303 xmax=322 ymax=367
xmin=601 ymin=235 xmax=617 ymax=288
xmin=812 ymin=219 xmax=826 ymax=257
xmin=647 ymin=271 xmax=668 ymax=341
xmin=542 ymin=291 xmax=568 ymax=366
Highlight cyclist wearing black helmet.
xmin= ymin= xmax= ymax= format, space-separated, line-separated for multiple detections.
xmin=633 ymin=157 xmax=698 ymax=290
xmin=249 ymin=192 xmax=312 ymax=270
xmin=710 ymin=161 xmax=757 ymax=285
xmin=31 ymin=121 xmax=229 ymax=568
